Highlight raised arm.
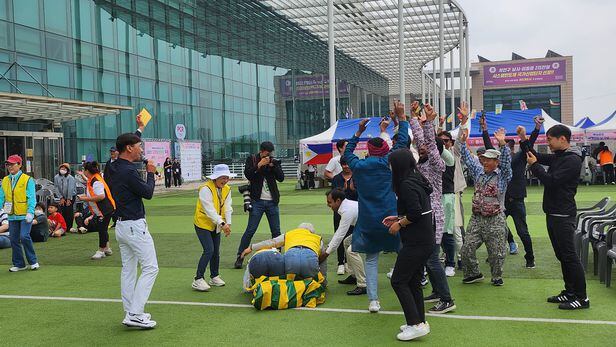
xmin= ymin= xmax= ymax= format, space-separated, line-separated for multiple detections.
xmin=391 ymin=100 xmax=409 ymax=150
xmin=459 ymin=133 xmax=484 ymax=183
xmin=480 ymin=116 xmax=495 ymax=150
xmin=343 ymin=118 xmax=368 ymax=171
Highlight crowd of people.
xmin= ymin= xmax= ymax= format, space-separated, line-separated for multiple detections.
xmin=0 ymin=100 xmax=595 ymax=339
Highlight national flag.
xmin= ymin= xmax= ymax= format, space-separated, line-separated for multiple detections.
xmin=549 ymin=99 xmax=561 ymax=106
xmin=519 ymin=100 xmax=528 ymax=110
xmin=303 ymin=143 xmax=333 ymax=165
xmin=447 ymin=113 xmax=454 ymax=123
xmin=495 ymin=104 xmax=503 ymax=115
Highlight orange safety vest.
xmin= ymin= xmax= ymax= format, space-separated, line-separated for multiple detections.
xmin=87 ymin=173 xmax=116 ymax=217
xmin=599 ymin=150 xmax=614 ymax=166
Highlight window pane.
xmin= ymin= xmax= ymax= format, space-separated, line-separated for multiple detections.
xmin=14 ymin=0 xmax=40 ymax=28
xmin=138 ymin=78 xmax=154 ymax=99
xmin=101 ymin=71 xmax=117 ymax=93
xmin=0 ymin=0 xmax=9 ymax=21
xmin=100 ymin=9 xmax=115 ymax=48
xmin=15 ymin=25 xmax=42 ymax=55
xmin=44 ymin=0 xmax=69 ymax=35
xmin=45 ymin=33 xmax=71 ymax=61
xmin=0 ymin=20 xmax=13 ymax=50
xmin=77 ymin=0 xmax=93 ymax=42
xmin=47 ymin=61 xmax=71 ymax=87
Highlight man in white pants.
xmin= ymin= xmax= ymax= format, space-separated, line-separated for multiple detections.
xmin=321 ymin=189 xmax=367 ymax=295
xmin=108 ymin=130 xmax=158 ymax=329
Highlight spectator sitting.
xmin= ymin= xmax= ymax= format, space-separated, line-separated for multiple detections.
xmin=47 ymin=202 xmax=67 ymax=238
xmin=73 ymin=205 xmax=94 ymax=234
xmin=0 ymin=209 xmax=9 ymax=249
xmin=30 ymin=203 xmax=49 ymax=243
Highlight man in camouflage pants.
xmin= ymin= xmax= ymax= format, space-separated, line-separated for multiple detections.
xmin=457 ymin=113 xmax=512 ymax=286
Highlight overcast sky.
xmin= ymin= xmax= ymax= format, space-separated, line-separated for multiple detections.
xmin=459 ymin=0 xmax=616 ymax=122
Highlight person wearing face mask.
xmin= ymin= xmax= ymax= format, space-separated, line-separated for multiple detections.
xmin=77 ymin=161 xmax=116 ymax=260
xmin=107 ymin=122 xmax=158 ymax=329
xmin=0 ymin=155 xmax=39 ymax=272
xmin=54 ymin=163 xmax=77 ymax=232
xmin=191 ymin=164 xmax=235 ymax=292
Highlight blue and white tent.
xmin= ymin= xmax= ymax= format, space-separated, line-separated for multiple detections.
xmin=574 ymin=116 xmax=596 ymax=129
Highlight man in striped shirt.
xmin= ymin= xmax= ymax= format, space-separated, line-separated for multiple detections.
xmin=0 ymin=209 xmax=9 ymax=248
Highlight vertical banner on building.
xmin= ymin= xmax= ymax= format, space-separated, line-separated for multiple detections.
xmin=495 ymin=104 xmax=503 ymax=115
xmin=144 ymin=140 xmax=171 ymax=177
xmin=178 ymin=141 xmax=202 ymax=182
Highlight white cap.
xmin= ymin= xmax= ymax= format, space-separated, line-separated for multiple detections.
xmin=206 ymin=164 xmax=237 ymax=180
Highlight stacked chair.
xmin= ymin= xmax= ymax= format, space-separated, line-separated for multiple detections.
xmin=605 ymin=226 xmax=616 ymax=287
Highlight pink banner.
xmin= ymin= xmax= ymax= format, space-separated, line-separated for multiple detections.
xmin=144 ymin=141 xmax=171 ymax=176
xmin=484 ymin=60 xmax=566 ymax=87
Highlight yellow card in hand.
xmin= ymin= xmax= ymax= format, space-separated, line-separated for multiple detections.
xmin=138 ymin=108 xmax=153 ymax=126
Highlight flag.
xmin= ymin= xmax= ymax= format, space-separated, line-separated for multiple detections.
xmin=447 ymin=113 xmax=454 ymax=123
xmin=549 ymin=99 xmax=561 ymax=106
xmin=519 ymin=100 xmax=528 ymax=110
xmin=303 ymin=143 xmax=333 ymax=165
xmin=495 ymin=104 xmax=503 ymax=115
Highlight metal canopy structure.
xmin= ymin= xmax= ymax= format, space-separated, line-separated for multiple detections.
xmin=259 ymin=0 xmax=467 ymax=94
xmin=0 ymin=92 xmax=132 ymax=122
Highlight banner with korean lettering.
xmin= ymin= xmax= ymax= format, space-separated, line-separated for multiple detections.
xmin=178 ymin=141 xmax=202 ymax=182
xmin=484 ymin=60 xmax=566 ymax=87
xmin=144 ymin=140 xmax=171 ymax=178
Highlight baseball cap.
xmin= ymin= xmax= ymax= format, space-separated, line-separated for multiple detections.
xmin=476 ymin=147 xmax=486 ymax=155
xmin=480 ymin=149 xmax=501 ymax=159
xmin=5 ymin=154 xmax=22 ymax=165
xmin=110 ymin=146 xmax=117 ymax=152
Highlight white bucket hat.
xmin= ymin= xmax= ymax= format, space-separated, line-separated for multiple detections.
xmin=207 ymin=164 xmax=237 ymax=180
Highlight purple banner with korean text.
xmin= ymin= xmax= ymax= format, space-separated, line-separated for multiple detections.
xmin=279 ymin=75 xmax=350 ymax=99
xmin=483 ymin=60 xmax=566 ymax=87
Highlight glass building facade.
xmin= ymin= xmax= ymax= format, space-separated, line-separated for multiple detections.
xmin=0 ymin=0 xmax=389 ymax=166
xmin=483 ymin=85 xmax=562 ymax=122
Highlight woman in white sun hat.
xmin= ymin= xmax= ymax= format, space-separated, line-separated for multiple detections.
xmin=192 ymin=164 xmax=236 ymax=291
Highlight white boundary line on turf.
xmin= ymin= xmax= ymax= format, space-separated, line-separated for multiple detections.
xmin=1 ymin=294 xmax=615 ymax=326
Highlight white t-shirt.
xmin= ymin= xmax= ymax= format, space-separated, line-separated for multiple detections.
xmin=87 ymin=181 xmax=105 ymax=216
xmin=260 ymin=181 xmax=273 ymax=201
xmin=325 ymin=156 xmax=342 ymax=177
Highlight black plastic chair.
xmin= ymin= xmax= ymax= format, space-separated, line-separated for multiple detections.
xmin=605 ymin=226 xmax=616 ymax=287
xmin=587 ymin=220 xmax=616 ymax=281
xmin=575 ymin=204 xmax=616 ymax=257
xmin=580 ymin=215 xmax=616 ymax=271
xmin=576 ymin=197 xmax=610 ymax=225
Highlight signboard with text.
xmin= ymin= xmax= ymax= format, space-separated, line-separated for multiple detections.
xmin=178 ymin=141 xmax=202 ymax=182
xmin=483 ymin=59 xmax=566 ymax=87
xmin=144 ymin=141 xmax=171 ymax=178
xmin=280 ymin=76 xmax=350 ymax=99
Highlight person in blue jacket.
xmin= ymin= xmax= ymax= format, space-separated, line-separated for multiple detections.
xmin=343 ymin=100 xmax=409 ymax=313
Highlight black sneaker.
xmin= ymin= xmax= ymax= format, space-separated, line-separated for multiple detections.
xmin=558 ymin=297 xmax=590 ymax=310
xmin=547 ymin=290 xmax=575 ymax=303
xmin=525 ymin=260 xmax=536 ymax=269
xmin=338 ymin=275 xmax=357 ymax=285
xmin=491 ymin=278 xmax=504 ymax=286
xmin=428 ymin=300 xmax=456 ymax=314
xmin=423 ymin=292 xmax=440 ymax=303
xmin=346 ymin=286 xmax=367 ymax=295
xmin=462 ymin=273 xmax=484 ymax=284
xmin=234 ymin=256 xmax=243 ymax=269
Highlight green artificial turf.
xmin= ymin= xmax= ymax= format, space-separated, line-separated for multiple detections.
xmin=0 ymin=184 xmax=615 ymax=346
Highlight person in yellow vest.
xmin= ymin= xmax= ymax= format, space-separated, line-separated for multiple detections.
xmin=0 ymin=155 xmax=39 ymax=272
xmin=76 ymin=161 xmax=116 ymax=260
xmin=241 ymin=223 xmax=327 ymax=280
xmin=192 ymin=164 xmax=235 ymax=292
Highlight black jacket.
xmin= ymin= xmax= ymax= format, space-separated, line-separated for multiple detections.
xmin=397 ymin=172 xmax=435 ymax=246
xmin=245 ymin=154 xmax=285 ymax=205
xmin=528 ymin=146 xmax=582 ymax=217
xmin=482 ymin=128 xmax=539 ymax=200
xmin=108 ymin=158 xmax=155 ymax=220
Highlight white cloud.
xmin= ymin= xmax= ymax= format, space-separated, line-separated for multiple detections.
xmin=459 ymin=0 xmax=616 ymax=122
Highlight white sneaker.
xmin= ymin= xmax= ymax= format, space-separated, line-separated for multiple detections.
xmin=397 ymin=324 xmax=430 ymax=341
xmin=104 ymin=248 xmax=113 ymax=256
xmin=337 ymin=265 xmax=345 ymax=275
xmin=208 ymin=276 xmax=226 ymax=287
xmin=29 ymin=263 xmax=40 ymax=270
xmin=78 ymin=227 xmax=88 ymax=234
xmin=69 ymin=227 xmax=78 ymax=233
xmin=445 ymin=266 xmax=455 ymax=277
xmin=9 ymin=266 xmax=28 ymax=272
xmin=122 ymin=313 xmax=156 ymax=329
xmin=387 ymin=268 xmax=394 ymax=279
xmin=192 ymin=278 xmax=210 ymax=291
xmin=91 ymin=251 xmax=106 ymax=260
xmin=369 ymin=300 xmax=381 ymax=313
xmin=400 ymin=322 xmax=430 ymax=332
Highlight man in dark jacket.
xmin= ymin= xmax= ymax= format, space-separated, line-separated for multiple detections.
xmin=235 ymin=141 xmax=285 ymax=268
xmin=525 ymin=125 xmax=588 ymax=310
xmin=479 ymin=116 xmax=541 ymax=267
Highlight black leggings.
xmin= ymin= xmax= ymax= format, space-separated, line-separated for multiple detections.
xmin=91 ymin=215 xmax=112 ymax=248
xmin=59 ymin=204 xmax=74 ymax=230
xmin=391 ymin=243 xmax=433 ymax=326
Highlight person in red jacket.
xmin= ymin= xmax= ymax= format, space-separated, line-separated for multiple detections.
xmin=47 ymin=202 xmax=67 ymax=237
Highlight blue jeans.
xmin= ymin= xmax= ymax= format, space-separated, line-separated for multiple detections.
xmin=426 ymin=243 xmax=453 ymax=301
xmin=237 ymin=199 xmax=281 ymax=255
xmin=283 ymin=247 xmax=319 ymax=279
xmin=9 ymin=220 xmax=37 ymax=268
xmin=365 ymin=252 xmax=379 ymax=301
xmin=0 ymin=235 xmax=11 ymax=248
xmin=441 ymin=233 xmax=456 ymax=268
xmin=195 ymin=226 xmax=220 ymax=280
xmin=249 ymin=250 xmax=286 ymax=278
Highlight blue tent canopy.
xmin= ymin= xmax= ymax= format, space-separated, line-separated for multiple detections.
xmin=574 ymin=117 xmax=596 ymax=129
xmin=593 ymin=110 xmax=616 ymax=127
xmin=463 ymin=109 xmax=547 ymax=137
